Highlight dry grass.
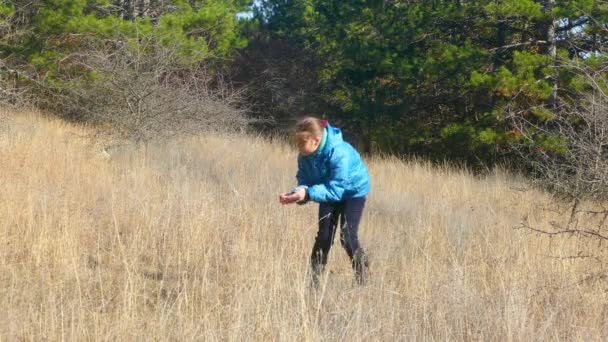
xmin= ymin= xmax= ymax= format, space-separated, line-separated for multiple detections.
xmin=0 ymin=109 xmax=607 ymax=341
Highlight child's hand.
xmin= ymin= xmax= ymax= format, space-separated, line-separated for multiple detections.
xmin=279 ymin=187 xmax=306 ymax=205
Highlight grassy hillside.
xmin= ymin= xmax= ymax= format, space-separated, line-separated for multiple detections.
xmin=0 ymin=110 xmax=606 ymax=340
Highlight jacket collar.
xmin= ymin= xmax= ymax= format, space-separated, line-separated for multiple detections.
xmin=316 ymin=127 xmax=328 ymax=155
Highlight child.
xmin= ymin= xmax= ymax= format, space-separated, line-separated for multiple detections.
xmin=279 ymin=117 xmax=371 ymax=287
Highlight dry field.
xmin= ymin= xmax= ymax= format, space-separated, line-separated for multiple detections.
xmin=0 ymin=110 xmax=607 ymax=340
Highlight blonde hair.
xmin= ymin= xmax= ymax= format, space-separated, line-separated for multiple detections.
xmin=295 ymin=116 xmax=324 ymax=141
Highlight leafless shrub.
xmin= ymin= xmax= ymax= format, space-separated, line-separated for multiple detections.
xmin=0 ymin=107 xmax=7 ymax=134
xmin=50 ymin=36 xmax=251 ymax=143
xmin=512 ymin=58 xmax=608 ymax=201
xmin=0 ymin=60 xmax=31 ymax=109
xmin=512 ymin=57 xmax=608 ymax=267
xmin=0 ymin=1 xmax=41 ymax=108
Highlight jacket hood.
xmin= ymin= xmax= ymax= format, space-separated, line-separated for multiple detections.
xmin=321 ymin=123 xmax=343 ymax=152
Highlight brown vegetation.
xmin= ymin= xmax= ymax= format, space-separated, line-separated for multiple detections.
xmin=0 ymin=110 xmax=607 ymax=340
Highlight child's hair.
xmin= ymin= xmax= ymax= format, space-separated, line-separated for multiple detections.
xmin=295 ymin=116 xmax=324 ymax=140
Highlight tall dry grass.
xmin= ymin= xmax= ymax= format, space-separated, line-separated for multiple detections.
xmin=0 ymin=110 xmax=607 ymax=341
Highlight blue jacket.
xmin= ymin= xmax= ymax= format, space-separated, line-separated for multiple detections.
xmin=296 ymin=124 xmax=371 ymax=203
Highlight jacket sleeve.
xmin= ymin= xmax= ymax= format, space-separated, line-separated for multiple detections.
xmin=307 ymin=147 xmax=349 ymax=202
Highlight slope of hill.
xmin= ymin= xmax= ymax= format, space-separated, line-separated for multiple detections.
xmin=0 ymin=110 xmax=606 ymax=340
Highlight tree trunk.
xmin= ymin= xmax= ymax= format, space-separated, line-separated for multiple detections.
xmin=115 ymin=0 xmax=135 ymax=21
xmin=546 ymin=0 xmax=558 ymax=108
xmin=125 ymin=0 xmax=135 ymax=21
xmin=494 ymin=21 xmax=506 ymax=68
xmin=137 ymin=0 xmax=150 ymax=18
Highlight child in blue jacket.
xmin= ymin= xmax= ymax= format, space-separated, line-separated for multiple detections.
xmin=279 ymin=117 xmax=371 ymax=287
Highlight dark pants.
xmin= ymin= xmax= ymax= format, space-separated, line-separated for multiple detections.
xmin=310 ymin=196 xmax=369 ymax=286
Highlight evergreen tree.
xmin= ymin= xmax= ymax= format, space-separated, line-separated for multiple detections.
xmin=257 ymin=0 xmax=607 ymax=164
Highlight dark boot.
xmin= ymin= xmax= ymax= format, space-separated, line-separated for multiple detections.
xmin=310 ymin=249 xmax=327 ymax=290
xmin=310 ymin=263 xmax=323 ymax=290
xmin=353 ymin=249 xmax=369 ymax=286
